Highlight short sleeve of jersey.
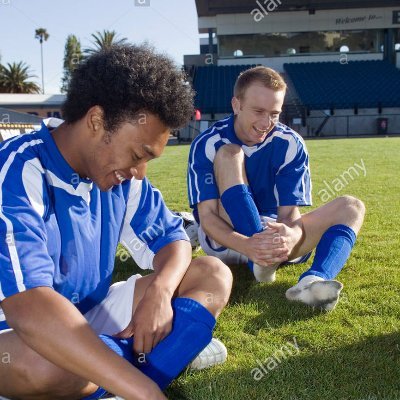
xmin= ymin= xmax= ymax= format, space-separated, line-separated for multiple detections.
xmin=274 ymin=136 xmax=312 ymax=207
xmin=120 ymin=178 xmax=189 ymax=269
xmin=187 ymin=135 xmax=219 ymax=207
xmin=0 ymin=158 xmax=54 ymax=301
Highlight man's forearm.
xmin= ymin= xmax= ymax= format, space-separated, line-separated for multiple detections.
xmin=200 ymin=212 xmax=249 ymax=256
xmin=151 ymin=240 xmax=193 ymax=296
xmin=2 ymin=287 xmax=163 ymax=400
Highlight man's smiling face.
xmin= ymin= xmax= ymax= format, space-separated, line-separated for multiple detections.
xmin=86 ymin=112 xmax=170 ymax=191
xmin=232 ymin=83 xmax=285 ymax=146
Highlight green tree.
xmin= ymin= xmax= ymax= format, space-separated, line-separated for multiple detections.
xmin=85 ymin=30 xmax=128 ymax=54
xmin=0 ymin=61 xmax=41 ymax=93
xmin=35 ymin=28 xmax=50 ymax=93
xmin=61 ymin=34 xmax=82 ymax=93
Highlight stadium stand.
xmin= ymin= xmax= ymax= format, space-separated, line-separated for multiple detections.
xmin=183 ymin=1 xmax=400 ymax=137
xmin=193 ymin=65 xmax=255 ymax=114
xmin=284 ymin=60 xmax=400 ymax=110
xmin=0 ymin=107 xmax=42 ymax=141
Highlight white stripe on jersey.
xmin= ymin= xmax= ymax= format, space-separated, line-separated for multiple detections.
xmin=274 ymin=183 xmax=280 ymax=207
xmin=301 ymin=172 xmax=306 ymax=204
xmin=188 ymin=118 xmax=230 ymax=205
xmin=45 ymin=169 xmax=93 ymax=204
xmin=205 ymin=134 xmax=222 ymax=162
xmin=120 ymin=179 xmax=154 ymax=270
xmin=242 ymin=129 xmax=290 ymax=157
xmin=277 ymin=136 xmax=297 ymax=173
xmin=22 ymin=158 xmax=46 ymax=218
xmin=0 ymin=135 xmax=27 ymax=152
xmin=0 ymin=138 xmax=43 ymax=298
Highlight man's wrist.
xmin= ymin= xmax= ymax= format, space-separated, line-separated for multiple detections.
xmin=287 ymin=224 xmax=303 ymax=250
xmin=146 ymin=277 xmax=175 ymax=299
xmin=231 ymin=232 xmax=250 ymax=258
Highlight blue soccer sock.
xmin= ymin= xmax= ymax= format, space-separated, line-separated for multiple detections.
xmin=220 ymin=184 xmax=263 ymax=237
xmin=138 ymin=297 xmax=215 ymax=389
xmin=82 ymin=297 xmax=215 ymax=398
xmin=220 ymin=184 xmax=263 ymax=271
xmin=300 ymin=224 xmax=357 ymax=281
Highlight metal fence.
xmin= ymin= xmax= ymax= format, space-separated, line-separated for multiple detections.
xmin=304 ymin=113 xmax=400 ymax=137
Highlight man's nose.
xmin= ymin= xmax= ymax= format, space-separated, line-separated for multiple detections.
xmin=130 ymin=163 xmax=147 ymax=180
xmin=261 ymin=114 xmax=273 ymax=128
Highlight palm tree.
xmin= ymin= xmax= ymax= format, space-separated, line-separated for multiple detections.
xmin=61 ymin=34 xmax=82 ymax=93
xmin=0 ymin=62 xmax=41 ymax=93
xmin=85 ymin=30 xmax=128 ymax=54
xmin=35 ymin=28 xmax=49 ymax=94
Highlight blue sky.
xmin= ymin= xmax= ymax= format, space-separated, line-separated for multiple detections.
xmin=0 ymin=0 xmax=200 ymax=93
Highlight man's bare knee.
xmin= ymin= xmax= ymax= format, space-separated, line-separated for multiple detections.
xmin=214 ymin=144 xmax=244 ymax=172
xmin=214 ymin=144 xmax=247 ymax=191
xmin=35 ymin=364 xmax=92 ymax=398
xmin=183 ymin=256 xmax=233 ymax=314
xmin=330 ymin=195 xmax=365 ymax=233
xmin=215 ymin=143 xmax=244 ymax=163
xmin=9 ymin=351 xmax=93 ymax=399
xmin=336 ymin=195 xmax=365 ymax=219
xmin=200 ymin=256 xmax=233 ymax=308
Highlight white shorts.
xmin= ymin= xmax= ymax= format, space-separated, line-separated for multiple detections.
xmin=0 ymin=274 xmax=142 ymax=336
xmin=198 ymin=224 xmax=248 ymax=264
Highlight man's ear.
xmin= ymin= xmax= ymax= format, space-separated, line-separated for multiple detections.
xmin=86 ymin=106 xmax=104 ymax=136
xmin=231 ymin=97 xmax=240 ymax=115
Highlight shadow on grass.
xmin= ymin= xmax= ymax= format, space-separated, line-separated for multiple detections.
xmin=168 ymin=332 xmax=400 ymax=400
xmin=113 ymin=255 xmax=320 ymax=334
xmin=228 ymin=264 xmax=318 ymax=333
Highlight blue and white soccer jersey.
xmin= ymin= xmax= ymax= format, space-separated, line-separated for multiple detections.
xmin=187 ymin=114 xmax=312 ymax=263
xmin=0 ymin=119 xmax=188 ymax=331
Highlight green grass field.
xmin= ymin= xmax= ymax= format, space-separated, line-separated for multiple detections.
xmin=114 ymin=137 xmax=400 ymax=400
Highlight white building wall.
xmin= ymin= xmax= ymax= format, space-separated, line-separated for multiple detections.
xmin=199 ymin=7 xmax=400 ymax=34
xmin=217 ymin=53 xmax=384 ymax=72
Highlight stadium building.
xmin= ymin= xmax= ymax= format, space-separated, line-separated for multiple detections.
xmin=184 ymin=0 xmax=400 ymax=137
xmin=0 ymin=94 xmax=64 ymax=140
xmin=0 ymin=107 xmax=42 ymax=141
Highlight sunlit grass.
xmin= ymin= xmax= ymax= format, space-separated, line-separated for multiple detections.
xmin=114 ymin=137 xmax=400 ymax=400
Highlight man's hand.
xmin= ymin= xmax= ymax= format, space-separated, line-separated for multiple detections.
xmin=115 ymin=284 xmax=174 ymax=355
xmin=266 ymin=221 xmax=300 ymax=255
xmin=243 ymin=224 xmax=289 ymax=267
xmin=243 ymin=221 xmax=302 ymax=267
xmin=115 ymin=241 xmax=192 ymax=358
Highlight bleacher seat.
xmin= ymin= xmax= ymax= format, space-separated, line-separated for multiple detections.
xmin=284 ymin=60 xmax=400 ymax=110
xmin=193 ymin=65 xmax=256 ymax=114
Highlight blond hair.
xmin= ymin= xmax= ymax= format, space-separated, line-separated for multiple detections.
xmin=234 ymin=66 xmax=287 ymax=99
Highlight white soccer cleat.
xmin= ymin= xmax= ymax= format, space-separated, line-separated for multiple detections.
xmin=285 ymin=275 xmax=343 ymax=311
xmin=175 ymin=211 xmax=200 ymax=250
xmin=189 ymin=338 xmax=227 ymax=370
xmin=253 ymin=263 xmax=279 ymax=283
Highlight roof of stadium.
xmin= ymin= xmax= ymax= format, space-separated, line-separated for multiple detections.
xmin=0 ymin=94 xmax=65 ymax=107
xmin=195 ymin=0 xmax=400 ymax=16
xmin=0 ymin=107 xmax=43 ymax=124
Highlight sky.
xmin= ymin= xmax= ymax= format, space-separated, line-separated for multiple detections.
xmin=0 ymin=0 xmax=201 ymax=93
